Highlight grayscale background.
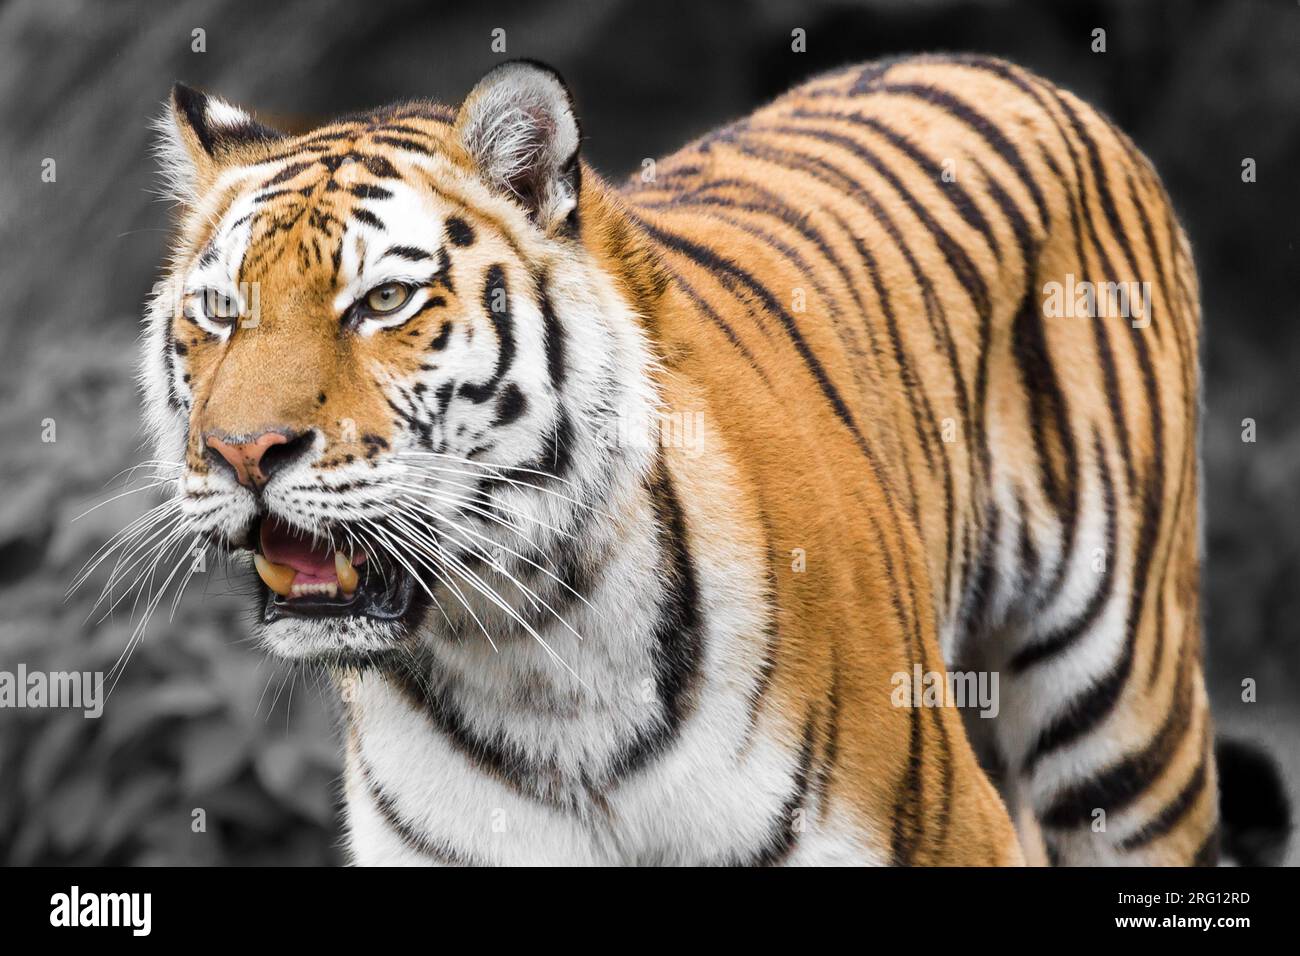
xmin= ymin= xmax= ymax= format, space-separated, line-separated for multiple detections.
xmin=0 ymin=0 xmax=1295 ymax=864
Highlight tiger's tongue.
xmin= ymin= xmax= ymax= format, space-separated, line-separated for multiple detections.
xmin=260 ymin=519 xmax=338 ymax=584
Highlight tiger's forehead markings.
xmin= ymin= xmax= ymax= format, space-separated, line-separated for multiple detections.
xmin=254 ymin=105 xmax=455 ymax=165
xmin=231 ymin=153 xmax=397 ymax=284
xmin=201 ymin=112 xmax=470 ymax=293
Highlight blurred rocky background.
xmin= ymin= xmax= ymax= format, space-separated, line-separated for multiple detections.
xmin=0 ymin=0 xmax=1295 ymax=864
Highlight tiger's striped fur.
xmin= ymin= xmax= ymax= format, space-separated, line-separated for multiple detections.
xmin=144 ymin=54 xmax=1213 ymax=865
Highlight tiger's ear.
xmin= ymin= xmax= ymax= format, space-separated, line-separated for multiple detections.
xmin=456 ymin=60 xmax=582 ymax=235
xmin=155 ymin=83 xmax=284 ymax=203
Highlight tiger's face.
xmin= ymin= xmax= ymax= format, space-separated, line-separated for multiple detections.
xmin=141 ymin=63 xmax=649 ymax=663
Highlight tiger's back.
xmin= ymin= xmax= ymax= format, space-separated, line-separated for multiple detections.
xmin=621 ymin=54 xmax=1210 ymax=865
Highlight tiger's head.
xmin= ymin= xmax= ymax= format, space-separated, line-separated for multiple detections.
xmin=141 ymin=62 xmax=662 ymax=664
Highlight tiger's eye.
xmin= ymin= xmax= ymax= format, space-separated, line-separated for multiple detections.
xmin=366 ymin=283 xmax=410 ymax=313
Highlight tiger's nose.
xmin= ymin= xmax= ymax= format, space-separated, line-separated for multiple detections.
xmin=204 ymin=429 xmax=314 ymax=490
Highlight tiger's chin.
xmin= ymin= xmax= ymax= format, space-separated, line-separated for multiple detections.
xmin=257 ymin=612 xmax=420 ymax=667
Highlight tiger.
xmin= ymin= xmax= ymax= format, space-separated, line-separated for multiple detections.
xmin=137 ymin=52 xmax=1220 ymax=866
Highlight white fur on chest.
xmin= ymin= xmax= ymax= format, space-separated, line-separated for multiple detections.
xmin=341 ymin=453 xmax=887 ymax=866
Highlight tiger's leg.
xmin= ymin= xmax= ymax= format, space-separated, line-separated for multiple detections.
xmin=981 ymin=182 xmax=1217 ymax=865
xmin=996 ymin=482 xmax=1218 ymax=866
xmin=951 ymin=73 xmax=1220 ymax=862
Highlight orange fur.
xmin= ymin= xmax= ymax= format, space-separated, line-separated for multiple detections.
xmin=162 ymin=54 xmax=1212 ymax=865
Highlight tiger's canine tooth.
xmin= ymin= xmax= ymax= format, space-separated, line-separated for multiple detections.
xmin=335 ymin=551 xmax=359 ymax=596
xmin=253 ymin=553 xmax=296 ymax=596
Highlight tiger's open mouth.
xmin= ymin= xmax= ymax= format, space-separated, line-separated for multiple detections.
xmin=253 ymin=517 xmax=416 ymax=622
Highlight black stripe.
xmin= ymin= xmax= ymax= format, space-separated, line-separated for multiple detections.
xmin=755 ymin=122 xmax=995 ymax=482
xmin=197 ymin=242 xmax=219 ymax=267
xmin=864 ymin=512 xmax=925 ymax=866
xmin=1124 ymin=171 xmax=1168 ymax=346
xmin=254 ymin=185 xmax=293 ymax=204
xmin=538 ymin=274 xmax=567 ymax=391
xmin=893 ymin=692 xmax=925 ymax=865
xmin=405 ymin=295 xmax=445 ymax=323
xmin=373 ymin=122 xmax=432 ymax=137
xmin=294 ymin=128 xmax=358 ymax=149
xmin=659 ymin=169 xmax=885 ymax=362
xmin=1011 ymin=429 xmax=1115 ymax=672
xmin=459 ymin=264 xmax=515 ymax=404
xmin=607 ymin=457 xmax=703 ymax=780
xmin=630 ymin=214 xmax=873 ymax=464
xmin=848 ymin=78 xmax=1052 ymax=229
xmin=947 ymin=55 xmax=1145 ymax=512
xmin=641 ymin=188 xmax=884 ymax=420
xmin=361 ymin=154 xmax=400 ymax=178
xmin=960 ymin=505 xmax=1001 ymax=635
xmin=638 ymin=232 xmax=768 ymax=375
xmin=1125 ymin=175 xmax=1192 ymax=689
xmin=726 ymin=134 xmax=977 ymax=605
xmin=849 ymin=59 xmax=899 ymax=93
xmin=1117 ymin=736 xmax=1210 ymax=852
xmin=792 ymin=109 xmax=1003 ymax=261
xmin=492 ymin=383 xmax=527 ymax=428
xmin=761 ymin=121 xmax=992 ymax=319
xmin=1042 ymin=91 xmax=1140 ymax=492
xmin=479 ymin=526 xmax=603 ymax=642
xmin=741 ymin=710 xmax=818 ymax=866
xmin=352 ymin=208 xmax=385 ymax=230
xmin=383 ymin=662 xmax=572 ymax=809
xmin=350 ymin=183 xmax=393 ymax=201
xmin=1053 ymin=84 xmax=1168 ymax=706
xmin=445 ymin=216 xmax=476 ymax=247
xmin=382 ymin=244 xmax=432 ymax=262
xmin=1033 ymin=140 xmax=1118 ymax=609
xmin=1021 ymin=653 xmax=1129 ymax=778
xmin=1015 ymin=488 xmax=1039 ymax=590
xmin=742 ymin=518 xmax=781 ymax=745
xmin=263 ymin=159 xmax=316 ymax=187
xmin=663 ymin=179 xmax=883 ymax=364
xmin=358 ymin=757 xmax=475 ymax=864
xmin=370 ymin=134 xmax=434 ymax=154
xmin=428 ymin=320 xmax=452 ymax=351
xmin=1057 ymin=101 xmax=1143 ymax=299
xmin=1010 ymin=287 xmax=1081 ymax=592
xmin=1040 ymin=642 xmax=1194 ymax=829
